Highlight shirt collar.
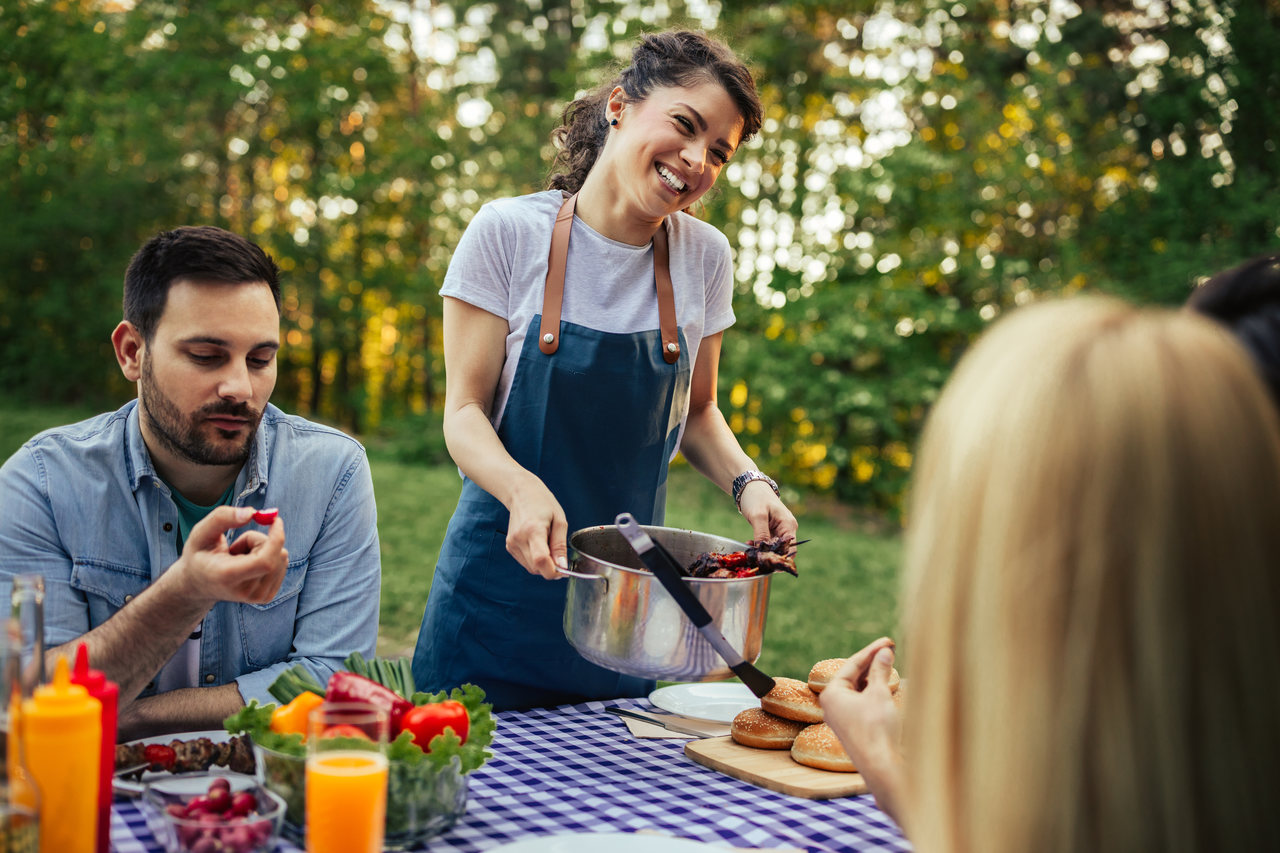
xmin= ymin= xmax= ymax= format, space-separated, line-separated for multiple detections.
xmin=123 ymin=398 xmax=273 ymax=499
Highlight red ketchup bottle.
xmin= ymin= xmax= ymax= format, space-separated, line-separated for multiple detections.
xmin=70 ymin=642 xmax=117 ymax=853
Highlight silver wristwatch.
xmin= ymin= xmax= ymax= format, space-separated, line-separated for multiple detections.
xmin=732 ymin=470 xmax=779 ymax=513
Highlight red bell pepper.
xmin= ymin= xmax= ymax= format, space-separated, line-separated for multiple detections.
xmin=324 ymin=671 xmax=414 ymax=735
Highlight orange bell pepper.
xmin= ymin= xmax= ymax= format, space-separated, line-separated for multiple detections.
xmin=270 ymin=690 xmax=325 ymax=737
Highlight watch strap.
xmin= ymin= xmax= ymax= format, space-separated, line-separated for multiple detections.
xmin=732 ymin=470 xmax=779 ymax=513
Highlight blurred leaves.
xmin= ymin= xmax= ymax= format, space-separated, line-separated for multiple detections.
xmin=2 ymin=0 xmax=1277 ymax=515
xmin=715 ymin=0 xmax=1279 ymax=511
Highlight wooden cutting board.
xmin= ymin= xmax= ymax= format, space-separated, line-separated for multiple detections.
xmin=684 ymin=736 xmax=869 ymax=800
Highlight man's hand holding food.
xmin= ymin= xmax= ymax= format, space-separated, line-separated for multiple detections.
xmin=170 ymin=505 xmax=289 ymax=607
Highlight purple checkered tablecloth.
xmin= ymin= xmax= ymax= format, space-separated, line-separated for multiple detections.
xmin=112 ymin=698 xmax=910 ymax=852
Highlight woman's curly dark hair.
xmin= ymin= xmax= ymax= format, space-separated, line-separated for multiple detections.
xmin=1186 ymin=251 xmax=1280 ymax=404
xmin=547 ymin=30 xmax=763 ymax=195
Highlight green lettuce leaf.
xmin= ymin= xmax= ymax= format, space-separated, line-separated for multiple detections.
xmin=223 ymin=699 xmax=306 ymax=757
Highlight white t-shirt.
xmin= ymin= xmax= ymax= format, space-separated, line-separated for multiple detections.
xmin=440 ymin=191 xmax=737 ymax=459
xmin=154 ymin=626 xmax=201 ymax=693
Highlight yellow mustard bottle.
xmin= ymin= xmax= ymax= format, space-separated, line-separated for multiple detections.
xmin=21 ymin=656 xmax=100 ymax=853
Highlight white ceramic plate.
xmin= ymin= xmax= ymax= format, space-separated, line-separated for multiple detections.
xmin=647 ymin=682 xmax=758 ymax=723
xmin=490 ymin=832 xmax=724 ymax=852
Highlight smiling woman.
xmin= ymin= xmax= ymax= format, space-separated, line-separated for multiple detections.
xmin=547 ymin=29 xmax=763 ymax=229
xmin=410 ymin=29 xmax=798 ymax=713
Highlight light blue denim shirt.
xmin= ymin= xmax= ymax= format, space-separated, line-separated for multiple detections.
xmin=0 ymin=399 xmax=380 ymax=704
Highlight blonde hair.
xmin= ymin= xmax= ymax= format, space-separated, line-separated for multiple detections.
xmin=900 ymin=296 xmax=1280 ymax=852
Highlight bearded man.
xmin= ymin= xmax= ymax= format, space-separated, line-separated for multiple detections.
xmin=0 ymin=226 xmax=380 ymax=738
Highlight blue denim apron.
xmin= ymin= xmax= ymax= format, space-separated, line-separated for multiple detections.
xmin=413 ymin=194 xmax=691 ymax=710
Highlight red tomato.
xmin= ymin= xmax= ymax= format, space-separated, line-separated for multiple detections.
xmin=253 ymin=508 xmax=279 ymax=525
xmin=144 ymin=743 xmax=177 ymax=770
xmin=320 ymin=724 xmax=372 ymax=741
xmin=402 ymin=701 xmax=470 ymax=751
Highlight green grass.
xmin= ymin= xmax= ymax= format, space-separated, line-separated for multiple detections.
xmin=368 ymin=458 xmax=462 ymax=654
xmin=1 ymin=404 xmax=903 ymax=681
xmin=0 ymin=403 xmax=104 ymax=449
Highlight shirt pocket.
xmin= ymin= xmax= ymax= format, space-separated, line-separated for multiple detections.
xmin=69 ymin=558 xmax=151 ymax=628
xmin=67 ymin=561 xmax=171 ymax=699
xmin=236 ymin=556 xmax=308 ymax=668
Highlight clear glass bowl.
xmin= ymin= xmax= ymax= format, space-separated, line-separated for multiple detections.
xmin=256 ymin=741 xmax=468 ymax=850
xmin=143 ymin=772 xmax=283 ymax=853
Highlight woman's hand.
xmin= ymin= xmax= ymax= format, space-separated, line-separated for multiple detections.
xmin=737 ymin=481 xmax=798 ymax=543
xmin=503 ymin=472 xmax=569 ymax=580
xmin=819 ymin=637 xmax=907 ymax=825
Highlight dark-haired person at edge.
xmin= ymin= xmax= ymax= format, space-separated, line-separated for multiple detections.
xmin=1185 ymin=250 xmax=1280 ymax=403
xmin=0 ymin=226 xmax=380 ymax=739
xmin=412 ymin=30 xmax=797 ymax=711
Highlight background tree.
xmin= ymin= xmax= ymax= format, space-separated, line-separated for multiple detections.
xmin=2 ymin=0 xmax=1276 ymax=514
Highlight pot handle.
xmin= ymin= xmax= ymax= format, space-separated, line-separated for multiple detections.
xmin=557 ymin=562 xmax=607 ymax=581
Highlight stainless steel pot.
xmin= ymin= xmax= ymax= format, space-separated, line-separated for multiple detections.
xmin=561 ymin=524 xmax=773 ymax=681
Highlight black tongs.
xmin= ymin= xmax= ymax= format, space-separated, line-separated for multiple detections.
xmin=614 ymin=512 xmax=777 ymax=698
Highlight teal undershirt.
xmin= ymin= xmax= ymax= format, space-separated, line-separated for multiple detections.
xmin=167 ymin=482 xmax=236 ymax=548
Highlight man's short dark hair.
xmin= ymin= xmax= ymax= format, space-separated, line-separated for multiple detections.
xmin=124 ymin=225 xmax=282 ymax=341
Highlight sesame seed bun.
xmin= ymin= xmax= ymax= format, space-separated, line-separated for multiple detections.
xmin=760 ymin=677 xmax=824 ymax=724
xmin=730 ymin=707 xmax=808 ymax=749
xmin=806 ymin=658 xmax=844 ymax=693
xmin=790 ymin=723 xmax=857 ymax=772
xmin=808 ymin=658 xmax=901 ymax=694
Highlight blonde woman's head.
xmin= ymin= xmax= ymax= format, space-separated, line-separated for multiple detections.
xmin=900 ymin=296 xmax=1280 ymax=853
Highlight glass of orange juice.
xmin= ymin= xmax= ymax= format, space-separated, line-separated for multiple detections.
xmin=305 ymin=702 xmax=390 ymax=853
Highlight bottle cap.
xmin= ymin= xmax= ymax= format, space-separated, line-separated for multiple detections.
xmin=71 ymin=641 xmax=106 ymax=692
xmin=31 ymin=655 xmax=92 ymax=710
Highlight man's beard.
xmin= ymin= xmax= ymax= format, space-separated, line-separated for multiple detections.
xmin=140 ymin=355 xmax=263 ymax=467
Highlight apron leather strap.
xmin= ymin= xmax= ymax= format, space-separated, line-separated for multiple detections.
xmin=540 ymin=193 xmax=681 ymax=364
xmin=539 ymin=194 xmax=577 ymax=355
xmin=650 ymin=223 xmax=681 ymax=364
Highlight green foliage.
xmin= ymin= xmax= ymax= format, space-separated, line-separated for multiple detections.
xmin=3 ymin=1 xmax=1278 ymax=514
xmin=712 ymin=0 xmax=1280 ymax=513
xmin=365 ymin=411 xmax=451 ymax=467
xmin=0 ymin=0 xmax=160 ymax=402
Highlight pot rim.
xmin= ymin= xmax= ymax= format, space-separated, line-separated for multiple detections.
xmin=568 ymin=523 xmax=768 ymax=584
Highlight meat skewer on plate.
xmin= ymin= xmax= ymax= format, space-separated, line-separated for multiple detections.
xmin=115 ymin=733 xmax=256 ymax=778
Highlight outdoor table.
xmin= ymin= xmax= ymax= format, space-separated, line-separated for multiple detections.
xmin=111 ymin=697 xmax=911 ymax=852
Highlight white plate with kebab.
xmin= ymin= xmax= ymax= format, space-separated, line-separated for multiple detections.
xmin=113 ymin=730 xmax=257 ymax=794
